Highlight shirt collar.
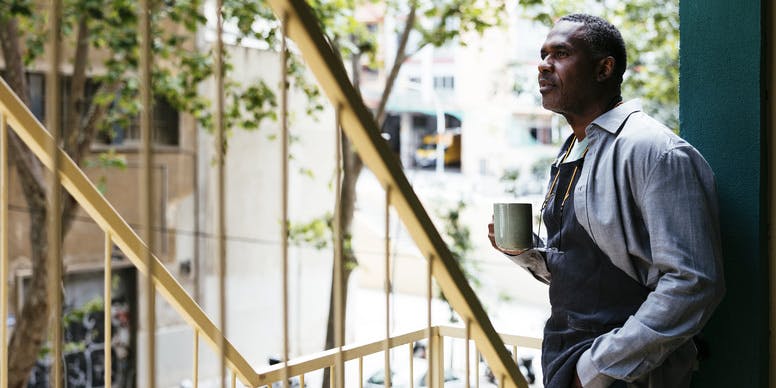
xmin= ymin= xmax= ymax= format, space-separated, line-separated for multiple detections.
xmin=587 ymin=99 xmax=642 ymax=135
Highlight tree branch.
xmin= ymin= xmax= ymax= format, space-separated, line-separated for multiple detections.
xmin=61 ymin=80 xmax=122 ymax=235
xmin=65 ymin=15 xmax=90 ymax=156
xmin=374 ymin=3 xmax=417 ymax=126
xmin=0 ymin=16 xmax=47 ymax=205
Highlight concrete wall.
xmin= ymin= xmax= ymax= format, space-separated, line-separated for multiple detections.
xmin=680 ymin=1 xmax=767 ymax=386
xmin=168 ymin=44 xmax=339 ymax=387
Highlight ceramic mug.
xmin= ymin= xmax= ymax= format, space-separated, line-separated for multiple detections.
xmin=493 ymin=203 xmax=533 ymax=250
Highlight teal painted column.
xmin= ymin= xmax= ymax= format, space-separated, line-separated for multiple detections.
xmin=680 ymin=1 xmax=766 ymax=387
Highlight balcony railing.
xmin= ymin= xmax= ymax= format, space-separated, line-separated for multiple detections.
xmin=0 ymin=0 xmax=541 ymax=387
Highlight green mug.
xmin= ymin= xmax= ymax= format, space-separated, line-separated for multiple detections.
xmin=493 ymin=203 xmax=533 ymax=250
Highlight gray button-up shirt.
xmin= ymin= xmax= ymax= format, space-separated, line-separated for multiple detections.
xmin=568 ymin=100 xmax=726 ymax=387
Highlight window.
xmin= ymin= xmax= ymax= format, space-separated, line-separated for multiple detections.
xmin=27 ymin=73 xmax=45 ymax=121
xmin=97 ymin=95 xmax=179 ymax=147
xmin=24 ymin=72 xmax=100 ymax=141
xmin=19 ymin=72 xmax=179 ymax=147
xmin=433 ymin=75 xmax=455 ymax=90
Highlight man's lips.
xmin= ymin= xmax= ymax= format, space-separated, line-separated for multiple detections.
xmin=538 ymin=79 xmax=554 ymax=93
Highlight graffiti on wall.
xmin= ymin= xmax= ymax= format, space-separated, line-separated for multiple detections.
xmin=27 ymin=298 xmax=133 ymax=388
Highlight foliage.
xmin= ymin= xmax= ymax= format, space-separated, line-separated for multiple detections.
xmin=62 ymin=296 xmax=104 ymax=327
xmin=499 ymin=168 xmax=521 ymax=197
xmin=84 ymin=149 xmax=127 ymax=193
xmin=437 ymin=200 xmax=480 ymax=322
xmin=530 ymin=156 xmax=555 ymax=181
xmin=517 ymin=0 xmax=679 ymax=131
xmin=440 ymin=200 xmax=479 ymax=287
xmin=288 ymin=214 xmax=333 ymax=250
xmin=7 ymin=0 xmax=322 ymax=145
xmin=309 ymin=0 xmax=508 ymax=73
xmin=288 ymin=212 xmax=358 ymax=271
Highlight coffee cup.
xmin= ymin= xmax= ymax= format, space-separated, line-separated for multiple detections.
xmin=493 ymin=203 xmax=533 ymax=250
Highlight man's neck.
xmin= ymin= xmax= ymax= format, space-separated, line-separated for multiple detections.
xmin=565 ymin=94 xmax=623 ymax=139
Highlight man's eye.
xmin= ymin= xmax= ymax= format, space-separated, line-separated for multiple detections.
xmin=556 ymin=51 xmax=568 ymax=58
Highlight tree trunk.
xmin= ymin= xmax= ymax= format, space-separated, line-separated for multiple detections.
xmin=321 ymin=6 xmax=418 ymax=387
xmin=321 ymin=113 xmax=364 ymax=388
xmin=7 ymin=205 xmax=51 ymax=388
xmin=0 ymin=16 xmax=56 ymax=388
xmin=0 ymin=14 xmax=109 ymax=388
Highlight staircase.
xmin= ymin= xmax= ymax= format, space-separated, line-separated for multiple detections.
xmin=0 ymin=0 xmax=540 ymax=387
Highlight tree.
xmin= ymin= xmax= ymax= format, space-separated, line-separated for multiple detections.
xmin=518 ymin=0 xmax=680 ymax=130
xmin=0 ymin=1 xmax=315 ymax=386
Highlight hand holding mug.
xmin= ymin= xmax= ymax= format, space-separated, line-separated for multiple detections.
xmin=489 ymin=203 xmax=533 ymax=255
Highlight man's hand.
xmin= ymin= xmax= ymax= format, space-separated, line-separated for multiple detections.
xmin=488 ymin=216 xmax=529 ymax=256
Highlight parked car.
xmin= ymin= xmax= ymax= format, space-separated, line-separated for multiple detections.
xmin=414 ymin=131 xmax=461 ymax=168
xmin=364 ymin=358 xmax=495 ymax=388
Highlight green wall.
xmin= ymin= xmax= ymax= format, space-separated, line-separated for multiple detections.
xmin=680 ymin=1 xmax=767 ymax=386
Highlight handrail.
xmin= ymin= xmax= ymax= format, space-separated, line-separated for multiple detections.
xmin=0 ymin=77 xmax=259 ymax=388
xmin=256 ymin=325 xmax=542 ymax=386
xmin=1 ymin=1 xmax=533 ymax=385
xmin=263 ymin=1 xmax=526 ymax=387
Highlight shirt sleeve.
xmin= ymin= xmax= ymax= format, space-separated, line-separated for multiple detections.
xmin=503 ymin=233 xmax=551 ymax=284
xmin=577 ymin=146 xmax=725 ymax=384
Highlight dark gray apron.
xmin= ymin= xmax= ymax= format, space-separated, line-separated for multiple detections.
xmin=540 ymin=138 xmax=650 ymax=388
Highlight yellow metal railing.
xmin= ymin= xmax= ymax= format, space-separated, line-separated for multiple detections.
xmin=255 ymin=326 xmax=541 ymax=387
xmin=0 ymin=77 xmax=258 ymax=387
xmin=263 ymin=0 xmax=528 ymax=386
xmin=0 ymin=0 xmax=540 ymax=386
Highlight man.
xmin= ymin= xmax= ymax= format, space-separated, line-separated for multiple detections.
xmin=488 ymin=14 xmax=725 ymax=388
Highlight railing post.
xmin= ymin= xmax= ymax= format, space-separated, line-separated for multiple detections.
xmin=280 ymin=12 xmax=291 ymax=388
xmin=138 ymin=0 xmax=156 ymax=385
xmin=476 ymin=349 xmax=481 ymax=388
xmin=45 ymin=0 xmax=63 ymax=385
xmin=359 ymin=357 xmax=364 ymax=388
xmin=0 ymin=113 xmax=8 ymax=388
xmin=426 ymin=254 xmax=433 ymax=387
xmin=408 ymin=342 xmax=414 ymax=388
xmin=430 ymin=328 xmax=444 ymax=388
xmin=214 ymin=0 xmax=228 ymax=386
xmin=193 ymin=330 xmax=199 ymax=388
xmin=465 ymin=320 xmax=471 ymax=388
xmin=384 ymin=185 xmax=392 ymax=388
xmin=333 ymin=104 xmax=345 ymax=388
xmin=104 ymin=231 xmax=113 ymax=387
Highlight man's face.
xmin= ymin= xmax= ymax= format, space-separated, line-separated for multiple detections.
xmin=538 ymin=21 xmax=599 ymax=115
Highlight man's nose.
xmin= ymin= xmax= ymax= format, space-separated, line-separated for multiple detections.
xmin=538 ymin=57 xmax=552 ymax=73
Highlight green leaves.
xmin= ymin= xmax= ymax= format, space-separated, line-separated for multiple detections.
xmin=85 ymin=149 xmax=127 ymax=193
xmin=229 ymin=81 xmax=278 ymax=130
xmin=288 ymin=213 xmax=334 ymax=250
xmin=439 ymin=200 xmax=480 ymax=289
xmin=0 ymin=0 xmax=33 ymax=18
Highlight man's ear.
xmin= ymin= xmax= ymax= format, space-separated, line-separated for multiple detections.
xmin=596 ymin=56 xmax=616 ymax=82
